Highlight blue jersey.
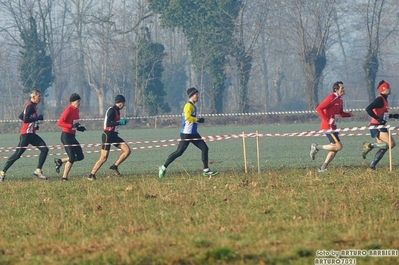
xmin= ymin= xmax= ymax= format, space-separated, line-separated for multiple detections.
xmin=181 ymin=101 xmax=199 ymax=134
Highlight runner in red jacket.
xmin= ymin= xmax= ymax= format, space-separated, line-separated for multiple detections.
xmin=310 ymin=81 xmax=353 ymax=172
xmin=54 ymin=93 xmax=86 ymax=181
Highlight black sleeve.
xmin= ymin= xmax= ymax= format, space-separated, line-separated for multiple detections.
xmin=106 ymin=107 xmax=119 ymax=127
xmin=22 ymin=104 xmax=37 ymax=123
xmin=365 ymin=97 xmax=384 ymax=121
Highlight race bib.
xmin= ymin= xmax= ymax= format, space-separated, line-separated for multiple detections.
xmin=383 ymin=112 xmax=389 ymax=121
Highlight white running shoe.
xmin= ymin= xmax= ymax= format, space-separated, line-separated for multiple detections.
xmin=0 ymin=171 xmax=5 ymax=182
xmin=203 ymin=170 xmax=219 ymax=176
xmin=33 ymin=171 xmax=48 ymax=180
xmin=158 ymin=166 xmax=166 ymax=179
xmin=310 ymin=143 xmax=318 ymax=160
xmin=318 ymin=168 xmax=327 ymax=173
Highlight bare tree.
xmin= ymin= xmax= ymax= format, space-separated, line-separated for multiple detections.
xmin=69 ymin=0 xmax=150 ymax=116
xmin=0 ymin=0 xmax=54 ymax=106
xmin=46 ymin=0 xmax=75 ymax=117
xmin=358 ymin=0 xmax=399 ymax=102
xmin=272 ymin=0 xmax=343 ymax=109
xmin=67 ymin=0 xmax=96 ymax=114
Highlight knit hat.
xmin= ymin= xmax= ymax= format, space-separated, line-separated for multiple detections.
xmin=378 ymin=81 xmax=390 ymax=93
xmin=187 ymin=87 xmax=199 ymax=98
xmin=69 ymin=93 xmax=81 ymax=102
xmin=115 ymin=94 xmax=126 ymax=103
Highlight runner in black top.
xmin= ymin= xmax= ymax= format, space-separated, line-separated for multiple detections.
xmin=0 ymin=89 xmax=48 ymax=182
xmin=362 ymin=80 xmax=398 ymax=170
xmin=88 ymin=95 xmax=130 ymax=180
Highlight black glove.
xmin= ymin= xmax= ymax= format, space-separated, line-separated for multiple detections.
xmin=72 ymin=122 xmax=81 ymax=128
xmin=197 ymin=117 xmax=205 ymax=123
xmin=35 ymin=125 xmax=39 ymax=130
xmin=389 ymin=113 xmax=399 ymax=119
xmin=378 ymin=119 xmax=387 ymax=125
xmin=36 ymin=114 xmax=44 ymax=121
xmin=76 ymin=126 xmax=86 ymax=132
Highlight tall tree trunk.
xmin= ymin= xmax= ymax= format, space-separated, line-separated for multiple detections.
xmin=363 ymin=48 xmax=378 ymax=102
xmin=237 ymin=54 xmax=252 ymax=113
xmin=260 ymin=30 xmax=269 ymax=112
xmin=209 ymin=56 xmax=226 ymax=114
xmin=302 ymin=47 xmax=326 ymax=109
xmin=96 ymin=89 xmax=105 ymax=117
xmin=273 ymin=62 xmax=285 ymax=107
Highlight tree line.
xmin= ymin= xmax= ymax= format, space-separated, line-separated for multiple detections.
xmin=0 ymin=0 xmax=398 ymax=120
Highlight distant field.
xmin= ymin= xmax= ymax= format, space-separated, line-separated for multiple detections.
xmin=0 ymin=121 xmax=397 ymax=180
xmin=1 ymin=122 xmax=399 ymax=264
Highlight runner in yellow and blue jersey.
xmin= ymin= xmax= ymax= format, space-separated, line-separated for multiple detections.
xmin=158 ymin=87 xmax=219 ymax=178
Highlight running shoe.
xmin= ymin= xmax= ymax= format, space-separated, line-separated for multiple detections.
xmin=362 ymin=142 xmax=373 ymax=159
xmin=318 ymin=168 xmax=327 ymax=173
xmin=87 ymin=173 xmax=97 ymax=181
xmin=158 ymin=166 xmax=166 ymax=179
xmin=203 ymin=170 xmax=219 ymax=176
xmin=0 ymin=171 xmax=5 ymax=182
xmin=33 ymin=170 xmax=48 ymax=180
xmin=310 ymin=143 xmax=318 ymax=160
xmin=54 ymin=158 xmax=62 ymax=173
xmin=109 ymin=165 xmax=121 ymax=176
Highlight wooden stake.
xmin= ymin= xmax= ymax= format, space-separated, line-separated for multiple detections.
xmin=256 ymin=130 xmax=260 ymax=174
xmin=242 ymin=131 xmax=247 ymax=173
xmin=389 ymin=129 xmax=392 ymax=172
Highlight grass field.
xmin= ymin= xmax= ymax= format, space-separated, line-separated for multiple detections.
xmin=1 ymin=121 xmax=398 ymax=179
xmin=0 ymin=122 xmax=399 ymax=264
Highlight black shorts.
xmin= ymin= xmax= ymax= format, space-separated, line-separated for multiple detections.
xmin=370 ymin=128 xmax=388 ymax=138
xmin=325 ymin=132 xmax=340 ymax=144
xmin=101 ymin=131 xmax=125 ymax=151
xmin=369 ymin=123 xmax=388 ymax=138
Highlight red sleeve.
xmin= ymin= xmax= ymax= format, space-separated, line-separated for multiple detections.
xmin=339 ymin=111 xmax=351 ymax=118
xmin=57 ymin=107 xmax=73 ymax=129
xmin=315 ymin=94 xmax=334 ymax=122
xmin=339 ymin=99 xmax=351 ymax=117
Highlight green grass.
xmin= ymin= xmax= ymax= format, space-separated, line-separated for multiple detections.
xmin=1 ymin=169 xmax=398 ymax=264
xmin=0 ymin=122 xmax=399 ymax=264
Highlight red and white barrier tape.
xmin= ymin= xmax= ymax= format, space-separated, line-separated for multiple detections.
xmin=1 ymin=125 xmax=398 ymax=159
xmin=3 ymin=107 xmax=399 ymax=123
xmin=0 ymin=134 xmax=242 ymax=152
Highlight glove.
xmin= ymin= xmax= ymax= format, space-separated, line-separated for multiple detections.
xmin=389 ymin=113 xmax=399 ymax=119
xmin=119 ymin=118 xmax=128 ymax=125
xmin=197 ymin=117 xmax=205 ymax=123
xmin=378 ymin=119 xmax=387 ymax=125
xmin=36 ymin=114 xmax=44 ymax=121
xmin=72 ymin=122 xmax=81 ymax=128
xmin=35 ymin=125 xmax=39 ymax=130
xmin=76 ymin=126 xmax=86 ymax=132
